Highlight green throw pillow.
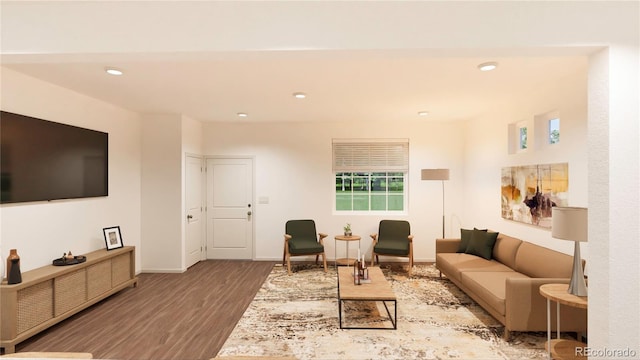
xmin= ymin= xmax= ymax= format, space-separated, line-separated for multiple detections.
xmin=457 ymin=228 xmax=488 ymax=253
xmin=465 ymin=229 xmax=499 ymax=260
xmin=458 ymin=228 xmax=474 ymax=253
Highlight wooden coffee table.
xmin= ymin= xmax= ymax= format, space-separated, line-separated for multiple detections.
xmin=337 ymin=266 xmax=397 ymax=329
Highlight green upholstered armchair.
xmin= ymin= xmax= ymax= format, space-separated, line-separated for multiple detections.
xmin=283 ymin=219 xmax=328 ymax=275
xmin=370 ymin=220 xmax=414 ymax=276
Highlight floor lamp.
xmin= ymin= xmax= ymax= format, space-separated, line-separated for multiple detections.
xmin=551 ymin=207 xmax=588 ymax=297
xmin=421 ymin=169 xmax=450 ymax=238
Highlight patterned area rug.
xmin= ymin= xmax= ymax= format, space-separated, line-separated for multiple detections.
xmin=217 ymin=264 xmax=548 ymax=359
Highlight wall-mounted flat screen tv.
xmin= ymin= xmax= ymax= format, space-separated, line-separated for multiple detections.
xmin=1 ymin=111 xmax=108 ymax=204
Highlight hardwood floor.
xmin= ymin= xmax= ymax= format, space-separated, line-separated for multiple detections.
xmin=15 ymin=260 xmax=276 ymax=360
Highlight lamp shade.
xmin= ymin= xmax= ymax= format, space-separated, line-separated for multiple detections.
xmin=421 ymin=169 xmax=450 ymax=181
xmin=551 ymin=207 xmax=588 ymax=242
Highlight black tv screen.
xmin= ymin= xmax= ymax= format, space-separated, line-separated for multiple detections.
xmin=1 ymin=111 xmax=108 ymax=204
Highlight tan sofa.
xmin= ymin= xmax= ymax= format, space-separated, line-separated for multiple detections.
xmin=436 ymin=232 xmax=587 ymax=339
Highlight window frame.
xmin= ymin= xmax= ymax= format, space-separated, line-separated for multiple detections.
xmin=519 ymin=125 xmax=528 ymax=150
xmin=548 ymin=117 xmax=560 ymax=144
xmin=533 ymin=110 xmax=560 ymax=150
xmin=332 ymin=139 xmax=409 ymax=215
xmin=334 ymin=171 xmax=407 ymax=213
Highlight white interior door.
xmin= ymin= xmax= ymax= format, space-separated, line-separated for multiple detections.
xmin=206 ymin=157 xmax=253 ymax=259
xmin=185 ymin=155 xmax=204 ymax=268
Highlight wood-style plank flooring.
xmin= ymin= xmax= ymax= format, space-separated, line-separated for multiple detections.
xmin=14 ymin=260 xmax=276 ymax=360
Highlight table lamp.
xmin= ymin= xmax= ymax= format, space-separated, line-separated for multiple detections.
xmin=421 ymin=169 xmax=450 ymax=238
xmin=551 ymin=206 xmax=588 ymax=297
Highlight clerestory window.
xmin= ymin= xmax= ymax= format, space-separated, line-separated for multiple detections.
xmin=549 ymin=118 xmax=560 ymax=144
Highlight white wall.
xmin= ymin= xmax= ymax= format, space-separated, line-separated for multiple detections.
xmin=182 ymin=116 xmax=203 ymax=156
xmin=0 ymin=70 xmax=206 ymax=277
xmin=462 ymin=58 xmax=589 ymax=256
xmin=140 ymin=114 xmax=182 ymax=272
xmin=203 ymin=120 xmax=465 ymax=262
xmin=140 ymin=114 xmax=203 ymax=272
xmin=181 ymin=115 xmax=203 ymax=270
xmin=0 ymin=68 xmax=142 ymax=273
xmin=588 ymin=45 xmax=640 ymax=354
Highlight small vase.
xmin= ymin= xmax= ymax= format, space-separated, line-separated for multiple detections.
xmin=344 ymin=231 xmax=352 ymax=237
xmin=6 ymin=249 xmax=17 ymax=280
xmin=7 ymin=249 xmax=22 ymax=285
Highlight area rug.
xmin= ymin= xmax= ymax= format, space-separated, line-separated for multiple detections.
xmin=217 ymin=263 xmax=548 ymax=359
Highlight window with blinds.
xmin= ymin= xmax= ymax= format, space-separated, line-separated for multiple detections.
xmin=333 ymin=139 xmax=408 ymax=212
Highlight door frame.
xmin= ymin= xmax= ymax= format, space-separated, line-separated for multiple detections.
xmin=204 ymin=155 xmax=256 ymax=260
xmin=185 ymin=153 xmax=205 ymax=268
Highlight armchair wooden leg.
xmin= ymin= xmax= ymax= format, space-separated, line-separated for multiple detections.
xmin=282 ymin=246 xmax=286 ymax=266
xmin=322 ymin=253 xmax=327 ymax=272
xmin=408 ymin=256 xmax=413 ymax=277
xmin=315 ymin=254 xmax=319 ymax=265
xmin=286 ymin=254 xmax=292 ymax=275
xmin=408 ymin=243 xmax=414 ymax=277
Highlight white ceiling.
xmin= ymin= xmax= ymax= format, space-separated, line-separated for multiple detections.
xmin=2 ymin=52 xmax=588 ymax=123
xmin=1 ymin=1 xmax=612 ymax=123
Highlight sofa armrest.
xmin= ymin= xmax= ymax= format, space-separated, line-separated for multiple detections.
xmin=505 ymin=277 xmax=586 ymax=333
xmin=436 ymin=238 xmax=461 ymax=254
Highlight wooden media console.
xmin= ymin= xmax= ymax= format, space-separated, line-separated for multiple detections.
xmin=0 ymin=246 xmax=138 ymax=354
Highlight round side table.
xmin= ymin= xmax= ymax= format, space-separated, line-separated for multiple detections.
xmin=334 ymin=235 xmax=361 ymax=267
xmin=539 ymin=283 xmax=588 ymax=360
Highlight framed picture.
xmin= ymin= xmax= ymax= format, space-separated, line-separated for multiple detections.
xmin=103 ymin=226 xmax=124 ymax=250
xmin=501 ymin=162 xmax=569 ymax=228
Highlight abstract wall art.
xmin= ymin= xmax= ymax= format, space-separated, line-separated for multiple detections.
xmin=501 ymin=163 xmax=568 ymax=228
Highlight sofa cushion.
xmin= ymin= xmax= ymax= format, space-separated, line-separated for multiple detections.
xmin=491 ymin=234 xmax=523 ymax=270
xmin=460 ymin=271 xmax=530 ymax=316
xmin=374 ymin=238 xmax=410 ymax=256
xmin=436 ymin=253 xmax=514 ymax=282
xmin=465 ymin=229 xmax=499 ymax=260
xmin=288 ymin=238 xmax=324 ymax=255
xmin=515 ymin=241 xmax=574 ymax=278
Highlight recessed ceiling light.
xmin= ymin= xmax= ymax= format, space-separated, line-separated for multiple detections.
xmin=478 ymin=62 xmax=498 ymax=71
xmin=418 ymin=111 xmax=429 ymax=116
xmin=237 ymin=112 xmax=248 ymax=118
xmin=105 ymin=67 xmax=123 ymax=76
xmin=293 ymin=92 xmax=307 ymax=99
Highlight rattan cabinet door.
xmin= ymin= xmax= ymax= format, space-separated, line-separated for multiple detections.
xmin=54 ymin=269 xmax=87 ymax=316
xmin=87 ymin=261 xmax=112 ymax=299
xmin=111 ymin=253 xmax=131 ymax=287
xmin=17 ymin=280 xmax=54 ymax=334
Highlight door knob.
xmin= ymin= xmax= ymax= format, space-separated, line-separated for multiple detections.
xmin=187 ymin=215 xmax=193 ymax=220
xmin=247 ymin=211 xmax=252 ymax=216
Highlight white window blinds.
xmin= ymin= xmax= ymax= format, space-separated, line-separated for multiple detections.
xmin=332 ymin=139 xmax=409 ymax=172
